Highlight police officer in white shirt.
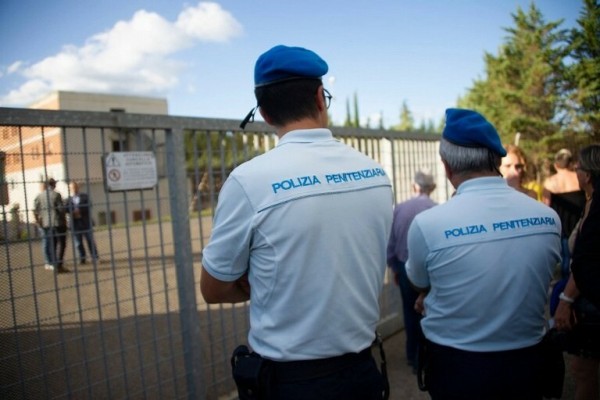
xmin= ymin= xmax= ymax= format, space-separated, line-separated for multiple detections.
xmin=406 ymin=109 xmax=562 ymax=400
xmin=200 ymin=45 xmax=393 ymax=400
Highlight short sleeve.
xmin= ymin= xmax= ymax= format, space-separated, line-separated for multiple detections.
xmin=201 ymin=176 xmax=255 ymax=282
xmin=405 ymin=218 xmax=430 ymax=289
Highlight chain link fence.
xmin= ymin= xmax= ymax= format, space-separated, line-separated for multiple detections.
xmin=0 ymin=107 xmax=448 ymax=399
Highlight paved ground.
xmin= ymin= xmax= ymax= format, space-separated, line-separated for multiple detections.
xmin=383 ymin=332 xmax=430 ymax=400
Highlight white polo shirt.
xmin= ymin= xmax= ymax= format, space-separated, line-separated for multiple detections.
xmin=202 ymin=129 xmax=393 ymax=361
xmin=406 ymin=177 xmax=561 ymax=352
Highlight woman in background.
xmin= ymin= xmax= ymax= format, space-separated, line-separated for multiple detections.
xmin=554 ymin=144 xmax=600 ymax=400
xmin=500 ymin=144 xmax=537 ymax=199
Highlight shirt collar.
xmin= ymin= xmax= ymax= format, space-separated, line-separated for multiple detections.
xmin=455 ymin=176 xmax=507 ymax=195
xmin=277 ymin=128 xmax=334 ymax=146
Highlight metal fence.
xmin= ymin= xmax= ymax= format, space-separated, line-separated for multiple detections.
xmin=0 ymin=107 xmax=449 ymax=400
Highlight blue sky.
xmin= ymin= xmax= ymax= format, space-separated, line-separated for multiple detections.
xmin=0 ymin=0 xmax=583 ymax=128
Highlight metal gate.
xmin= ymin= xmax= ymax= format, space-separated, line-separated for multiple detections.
xmin=0 ymin=107 xmax=448 ymax=399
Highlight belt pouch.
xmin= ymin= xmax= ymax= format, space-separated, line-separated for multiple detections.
xmin=231 ymin=345 xmax=270 ymax=400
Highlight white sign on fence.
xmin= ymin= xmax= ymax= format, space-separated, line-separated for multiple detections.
xmin=104 ymin=151 xmax=157 ymax=192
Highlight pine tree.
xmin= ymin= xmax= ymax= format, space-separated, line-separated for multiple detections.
xmin=344 ymin=98 xmax=352 ymax=127
xmin=393 ymin=100 xmax=415 ymax=131
xmin=353 ymin=92 xmax=360 ymax=128
xmin=567 ymin=0 xmax=600 ymax=138
xmin=459 ymin=3 xmax=569 ymax=155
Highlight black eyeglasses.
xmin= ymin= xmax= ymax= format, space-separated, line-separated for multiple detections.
xmin=240 ymin=88 xmax=333 ymax=130
xmin=323 ymin=88 xmax=333 ymax=109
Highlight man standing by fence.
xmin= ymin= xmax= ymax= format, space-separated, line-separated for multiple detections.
xmin=200 ymin=44 xmax=393 ymax=399
xmin=387 ymin=171 xmax=436 ymax=373
xmin=66 ymin=181 xmax=99 ymax=265
xmin=34 ymin=178 xmax=69 ymax=273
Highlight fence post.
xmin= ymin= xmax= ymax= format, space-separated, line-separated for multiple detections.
xmin=166 ymin=126 xmax=205 ymax=399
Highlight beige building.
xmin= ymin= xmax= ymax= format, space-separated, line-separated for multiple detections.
xmin=1 ymin=91 xmax=169 ymax=238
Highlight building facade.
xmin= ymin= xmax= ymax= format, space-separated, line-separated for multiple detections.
xmin=0 ymin=91 xmax=169 ymax=239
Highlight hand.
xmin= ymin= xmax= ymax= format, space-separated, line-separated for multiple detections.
xmin=414 ymin=292 xmax=426 ymax=316
xmin=554 ymin=301 xmax=575 ymax=331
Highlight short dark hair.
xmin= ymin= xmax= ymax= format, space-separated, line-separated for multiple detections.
xmin=255 ymin=78 xmax=322 ymax=127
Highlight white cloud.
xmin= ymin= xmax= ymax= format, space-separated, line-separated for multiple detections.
xmin=1 ymin=1 xmax=243 ymax=106
xmin=176 ymin=2 xmax=242 ymax=42
xmin=7 ymin=61 xmax=23 ymax=75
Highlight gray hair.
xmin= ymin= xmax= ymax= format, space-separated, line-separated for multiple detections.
xmin=414 ymin=171 xmax=435 ymax=191
xmin=439 ymin=138 xmax=501 ymax=175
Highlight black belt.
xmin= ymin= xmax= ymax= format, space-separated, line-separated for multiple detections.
xmin=267 ymin=347 xmax=372 ymax=383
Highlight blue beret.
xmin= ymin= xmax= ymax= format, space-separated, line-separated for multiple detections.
xmin=442 ymin=108 xmax=506 ymax=156
xmin=254 ymin=45 xmax=328 ymax=87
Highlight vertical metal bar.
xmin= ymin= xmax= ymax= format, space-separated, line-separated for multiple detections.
xmin=120 ymin=185 xmax=148 ymax=398
xmin=92 ymin=126 xmax=113 ymax=397
xmin=142 ymin=128 xmax=165 ymax=399
xmin=206 ymin=132 xmax=215 ymax=215
xmin=150 ymin=128 xmax=181 ymax=398
xmin=42 ymin=126 xmax=74 ymax=397
xmin=99 ymin=127 xmax=131 ymax=394
xmin=66 ymin=126 xmax=96 ymax=398
xmin=4 ymin=127 xmax=26 ymax=396
xmin=389 ymin=137 xmax=398 ymax=203
xmin=166 ymin=126 xmax=204 ymax=400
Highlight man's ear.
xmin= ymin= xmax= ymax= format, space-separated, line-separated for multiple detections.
xmin=315 ymin=86 xmax=327 ymax=112
xmin=442 ymin=159 xmax=452 ymax=180
xmin=259 ymin=107 xmax=272 ymax=125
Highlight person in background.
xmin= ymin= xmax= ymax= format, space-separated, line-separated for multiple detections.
xmin=554 ymin=144 xmax=600 ymax=400
xmin=406 ymin=108 xmax=561 ymax=399
xmin=543 ymin=148 xmax=586 ymax=279
xmin=199 ymin=45 xmax=393 ymax=400
xmin=66 ymin=181 xmax=99 ymax=265
xmin=49 ymin=179 xmax=68 ymax=271
xmin=523 ymin=160 xmax=544 ymax=202
xmin=33 ymin=178 xmax=69 ymax=273
xmin=386 ymin=170 xmax=437 ymax=373
xmin=500 ymin=144 xmax=537 ymax=199
xmin=543 ymin=148 xmax=582 ymax=205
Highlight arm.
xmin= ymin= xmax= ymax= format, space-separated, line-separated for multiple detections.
xmin=33 ymin=196 xmax=42 ymax=226
xmin=542 ymin=178 xmax=553 ymax=206
xmin=199 ymin=177 xmax=254 ymax=304
xmin=554 ymin=275 xmax=579 ymax=331
xmin=200 ymin=267 xmax=250 ymax=303
xmin=405 ymin=219 xmax=431 ymax=293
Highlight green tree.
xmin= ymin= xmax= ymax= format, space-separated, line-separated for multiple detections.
xmin=378 ymin=111 xmax=385 ymax=130
xmin=353 ymin=92 xmax=360 ymax=128
xmin=426 ymin=118 xmax=436 ymax=133
xmin=567 ymin=0 xmax=600 ymax=138
xmin=343 ymin=92 xmax=361 ymax=127
xmin=393 ymin=100 xmax=415 ymax=131
xmin=459 ymin=3 xmax=569 ymax=156
xmin=344 ymin=98 xmax=353 ymax=127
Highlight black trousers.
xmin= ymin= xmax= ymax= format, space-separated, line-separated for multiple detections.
xmin=268 ymin=352 xmax=385 ymax=400
xmin=426 ymin=340 xmax=544 ymax=400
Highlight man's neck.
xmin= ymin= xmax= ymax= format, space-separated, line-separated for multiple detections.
xmin=450 ymin=171 xmax=499 ymax=189
xmin=276 ymin=120 xmax=325 ymax=138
